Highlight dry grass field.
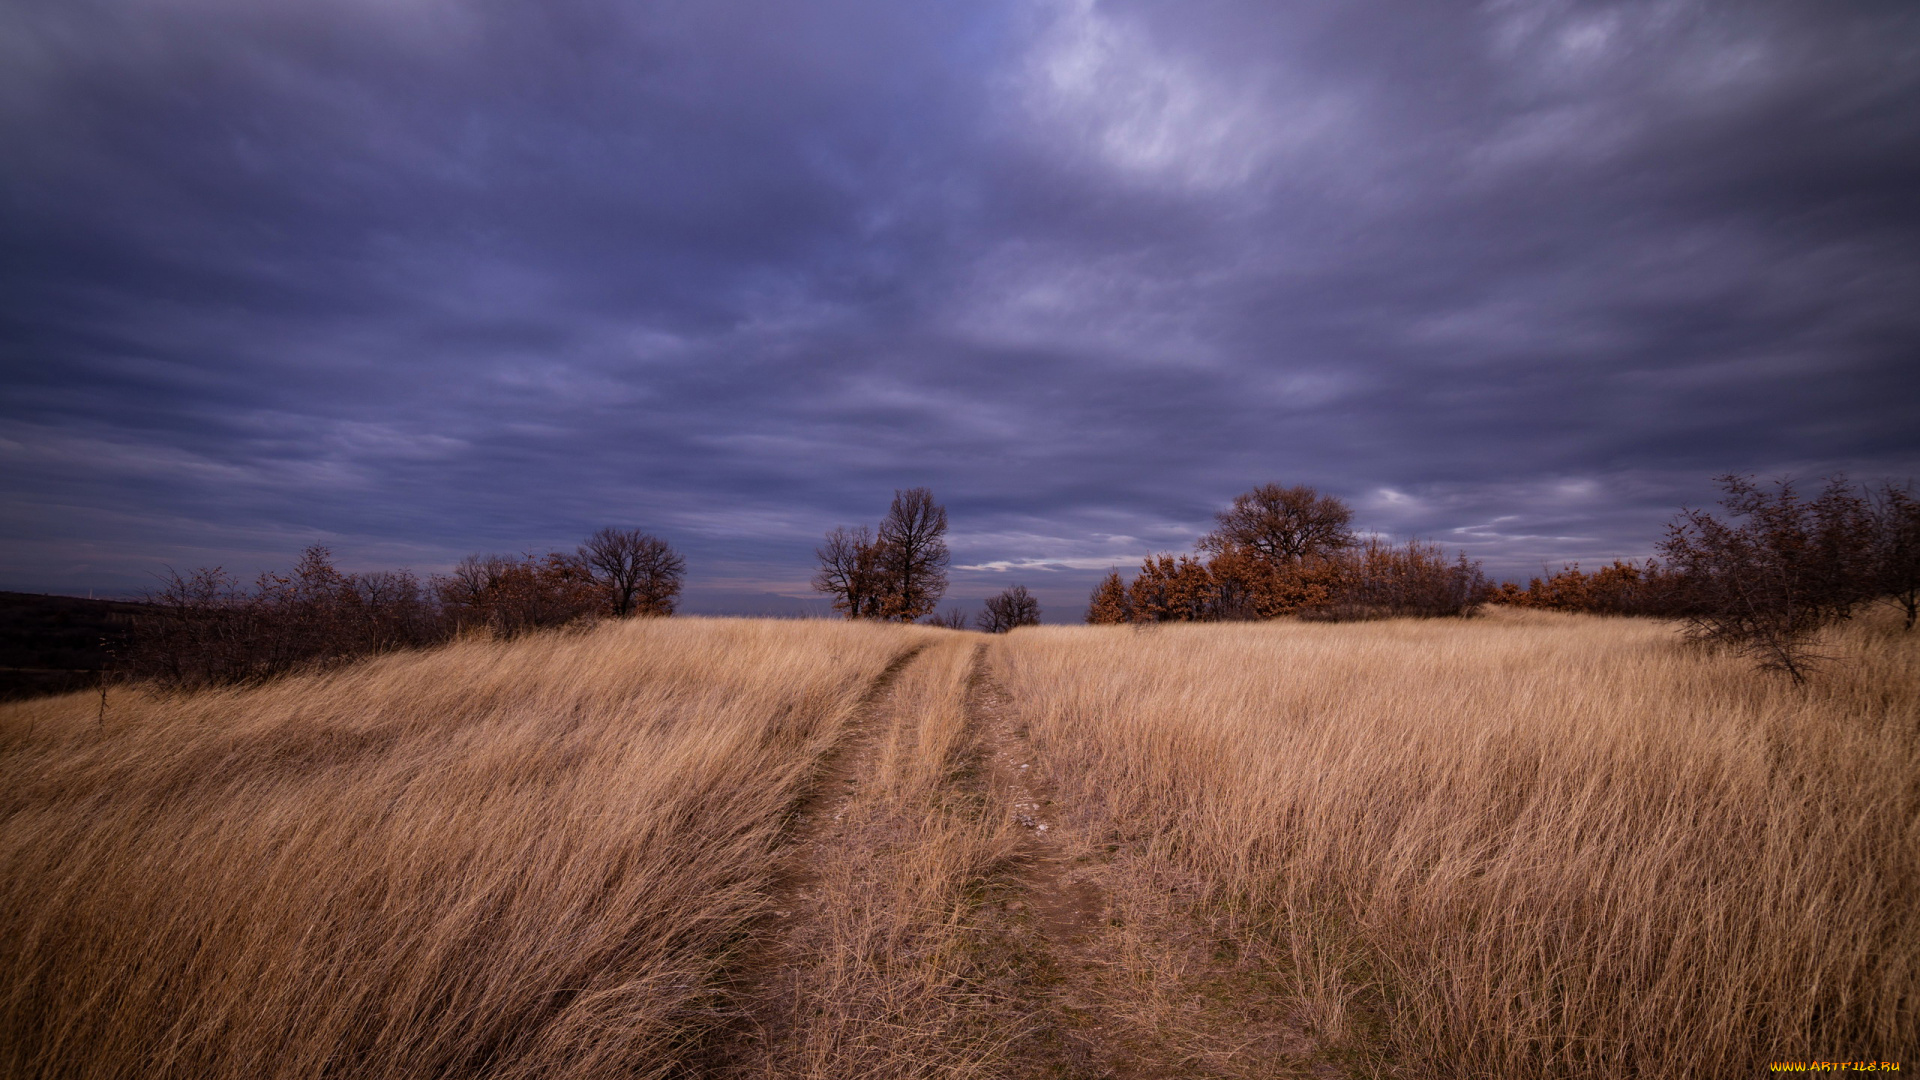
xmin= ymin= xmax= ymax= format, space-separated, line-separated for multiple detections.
xmin=0 ymin=617 xmax=935 ymax=1080
xmin=2 ymin=609 xmax=1914 ymax=1078
xmin=994 ymin=609 xmax=1920 ymax=1076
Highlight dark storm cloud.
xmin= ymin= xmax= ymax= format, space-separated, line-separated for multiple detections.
xmin=4 ymin=0 xmax=1917 ymax=618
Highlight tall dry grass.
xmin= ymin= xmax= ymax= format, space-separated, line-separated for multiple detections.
xmin=993 ymin=609 xmax=1919 ymax=1077
xmin=9 ymin=608 xmax=1914 ymax=1078
xmin=0 ymin=616 xmax=931 ymax=1080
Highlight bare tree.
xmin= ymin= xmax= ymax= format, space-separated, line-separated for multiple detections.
xmin=813 ymin=525 xmax=888 ymax=619
xmin=876 ymin=487 xmax=950 ymax=622
xmin=1871 ymin=481 xmax=1920 ymax=630
xmin=814 ymin=489 xmax=950 ymax=620
xmin=977 ymin=584 xmax=1041 ymax=633
xmin=580 ymin=528 xmax=686 ymax=617
xmin=630 ymin=538 xmax=687 ymax=616
xmin=1198 ymin=483 xmax=1356 ymax=565
xmin=435 ymin=551 xmax=600 ymax=636
xmin=927 ymin=607 xmax=972 ymax=630
xmin=129 ymin=547 xmax=449 ymax=688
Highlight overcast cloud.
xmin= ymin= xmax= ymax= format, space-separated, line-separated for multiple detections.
xmin=3 ymin=0 xmax=1917 ymax=618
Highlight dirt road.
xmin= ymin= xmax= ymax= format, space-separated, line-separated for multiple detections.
xmin=705 ymin=637 xmax=1330 ymax=1079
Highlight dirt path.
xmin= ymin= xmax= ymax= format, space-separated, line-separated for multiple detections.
xmin=701 ymin=641 xmax=933 ymax=1077
xmin=699 ymin=638 xmax=1331 ymax=1079
xmin=965 ymin=642 xmax=1333 ymax=1080
xmin=763 ymin=642 xmax=930 ymax=905
xmin=960 ymin=645 xmax=1123 ymax=1077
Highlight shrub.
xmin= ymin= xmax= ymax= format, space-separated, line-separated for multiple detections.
xmin=1870 ymin=481 xmax=1920 ymax=630
xmin=433 ymin=552 xmax=602 ymax=637
xmin=1126 ymin=555 xmax=1217 ymax=623
xmin=1310 ymin=538 xmax=1493 ymax=620
xmin=124 ymin=534 xmax=688 ymax=689
xmin=127 ymin=547 xmax=446 ymax=689
xmin=1489 ymin=560 xmax=1683 ymax=616
xmin=926 ymin=607 xmax=972 ymax=630
xmin=1658 ymin=474 xmax=1877 ymax=681
xmin=1115 ymin=540 xmax=1490 ymax=624
xmin=1084 ymin=572 xmax=1131 ymax=625
xmin=1207 ymin=547 xmax=1344 ymax=619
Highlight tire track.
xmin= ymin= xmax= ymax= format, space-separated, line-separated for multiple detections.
xmin=772 ymin=640 xmax=932 ymax=878
xmin=965 ymin=641 xmax=1332 ymax=1080
xmin=698 ymin=637 xmax=1329 ymax=1078
xmin=698 ymin=641 xmax=932 ymax=1076
xmin=962 ymin=642 xmax=1126 ymax=1078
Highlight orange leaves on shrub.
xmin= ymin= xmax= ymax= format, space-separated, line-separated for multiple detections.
xmin=1100 ymin=540 xmax=1488 ymax=624
xmin=1088 ymin=483 xmax=1492 ymax=624
xmin=1490 ymin=559 xmax=1679 ymax=616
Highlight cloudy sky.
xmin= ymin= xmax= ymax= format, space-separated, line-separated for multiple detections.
xmin=4 ymin=0 xmax=1917 ymax=618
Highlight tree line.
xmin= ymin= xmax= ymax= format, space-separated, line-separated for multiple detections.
xmin=128 ymin=528 xmax=685 ymax=688
xmin=1086 ymin=484 xmax=1493 ymax=624
xmin=119 ymin=471 xmax=1920 ymax=689
xmin=1494 ymin=475 xmax=1918 ymax=630
xmin=1082 ymin=475 xmax=1918 ymax=680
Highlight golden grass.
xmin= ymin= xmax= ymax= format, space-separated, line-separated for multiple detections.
xmin=0 ymin=617 xmax=932 ymax=1080
xmin=4 ymin=610 xmax=1913 ymax=1078
xmin=992 ymin=608 xmax=1919 ymax=1077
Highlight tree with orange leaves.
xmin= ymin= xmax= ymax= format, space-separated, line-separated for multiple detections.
xmin=1085 ymin=571 xmax=1131 ymax=624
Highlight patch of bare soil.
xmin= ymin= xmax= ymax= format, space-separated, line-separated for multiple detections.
xmin=965 ymin=643 xmax=1335 ymax=1080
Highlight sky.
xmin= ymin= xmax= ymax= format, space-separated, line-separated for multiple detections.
xmin=3 ymin=0 xmax=1918 ymax=620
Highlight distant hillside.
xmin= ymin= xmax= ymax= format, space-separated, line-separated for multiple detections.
xmin=0 ymin=592 xmax=147 ymax=701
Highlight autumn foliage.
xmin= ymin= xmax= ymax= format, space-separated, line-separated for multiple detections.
xmin=1088 ymin=485 xmax=1491 ymax=624
xmin=1086 ymin=572 xmax=1130 ymax=624
xmin=1094 ymin=541 xmax=1491 ymax=624
xmin=1488 ymin=560 xmax=1681 ymax=616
